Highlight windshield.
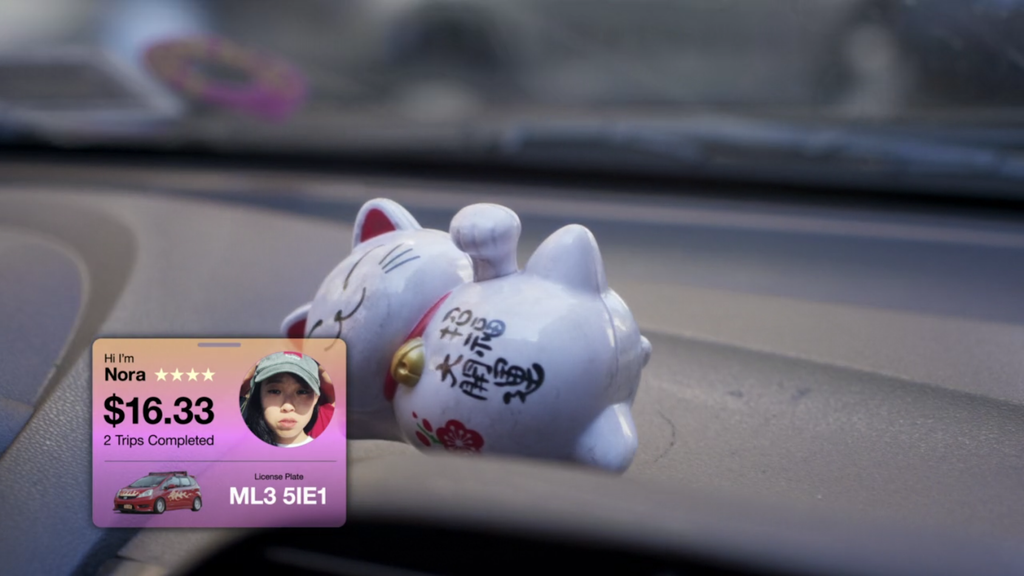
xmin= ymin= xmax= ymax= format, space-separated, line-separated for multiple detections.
xmin=128 ymin=474 xmax=166 ymax=488
xmin=2 ymin=0 xmax=1024 ymax=193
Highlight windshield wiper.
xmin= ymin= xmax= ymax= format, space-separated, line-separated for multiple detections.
xmin=493 ymin=115 xmax=1024 ymax=198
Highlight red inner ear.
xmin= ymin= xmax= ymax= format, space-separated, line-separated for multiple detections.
xmin=286 ymin=319 xmax=307 ymax=339
xmin=360 ymin=208 xmax=397 ymax=242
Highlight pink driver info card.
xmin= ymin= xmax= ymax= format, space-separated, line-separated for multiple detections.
xmin=92 ymin=338 xmax=346 ymax=528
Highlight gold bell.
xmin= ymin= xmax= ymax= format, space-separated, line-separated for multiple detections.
xmin=391 ymin=338 xmax=424 ymax=387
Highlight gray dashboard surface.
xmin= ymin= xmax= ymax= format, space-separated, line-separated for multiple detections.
xmin=0 ymin=229 xmax=82 ymax=452
xmin=0 ymin=162 xmax=1023 ymax=575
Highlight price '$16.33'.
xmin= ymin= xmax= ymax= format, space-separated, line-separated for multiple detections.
xmin=103 ymin=393 xmax=215 ymax=427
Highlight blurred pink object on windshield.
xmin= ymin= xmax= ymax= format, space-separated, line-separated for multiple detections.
xmin=144 ymin=35 xmax=307 ymax=121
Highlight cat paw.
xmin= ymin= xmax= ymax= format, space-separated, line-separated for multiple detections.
xmin=573 ymin=403 xmax=638 ymax=474
xmin=450 ymin=203 xmax=521 ymax=282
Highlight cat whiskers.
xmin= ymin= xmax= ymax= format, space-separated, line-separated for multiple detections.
xmin=380 ymin=242 xmax=420 ymax=274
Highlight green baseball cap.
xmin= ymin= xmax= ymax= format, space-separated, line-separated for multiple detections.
xmin=253 ymin=351 xmax=321 ymax=396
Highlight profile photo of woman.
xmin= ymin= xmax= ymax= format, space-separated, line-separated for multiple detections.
xmin=240 ymin=351 xmax=330 ymax=447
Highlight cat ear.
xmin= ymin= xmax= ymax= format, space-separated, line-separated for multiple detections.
xmin=525 ymin=224 xmax=607 ymax=294
xmin=282 ymin=302 xmax=312 ymax=339
xmin=353 ymin=199 xmax=421 ymax=247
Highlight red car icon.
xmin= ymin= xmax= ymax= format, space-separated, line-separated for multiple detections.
xmin=113 ymin=471 xmax=201 ymax=514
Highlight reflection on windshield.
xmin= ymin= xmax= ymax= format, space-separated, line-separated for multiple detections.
xmin=129 ymin=475 xmax=164 ymax=488
xmin=0 ymin=1 xmax=1021 ymax=154
xmin=98 ymin=0 xmax=212 ymax=75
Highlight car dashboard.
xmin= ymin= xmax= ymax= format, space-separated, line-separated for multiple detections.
xmin=1 ymin=156 xmax=1023 ymax=576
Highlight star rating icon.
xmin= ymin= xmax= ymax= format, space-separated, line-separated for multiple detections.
xmin=154 ymin=368 xmax=213 ymax=382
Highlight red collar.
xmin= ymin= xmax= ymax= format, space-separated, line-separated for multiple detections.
xmin=383 ymin=292 xmax=452 ymax=401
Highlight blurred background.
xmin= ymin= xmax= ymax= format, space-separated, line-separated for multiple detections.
xmin=0 ymin=0 xmax=1022 ymax=148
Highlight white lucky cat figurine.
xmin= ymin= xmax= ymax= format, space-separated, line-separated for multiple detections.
xmin=387 ymin=203 xmax=652 ymax=473
xmin=281 ymin=198 xmax=473 ymax=441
